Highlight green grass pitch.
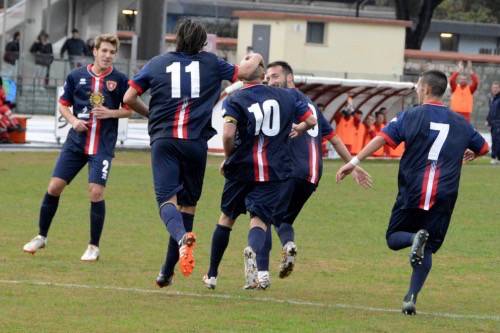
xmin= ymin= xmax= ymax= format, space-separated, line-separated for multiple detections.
xmin=0 ymin=151 xmax=499 ymax=332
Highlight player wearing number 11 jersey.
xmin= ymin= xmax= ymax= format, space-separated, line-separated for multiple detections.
xmin=336 ymin=70 xmax=489 ymax=315
xmin=124 ymin=19 xmax=261 ymax=285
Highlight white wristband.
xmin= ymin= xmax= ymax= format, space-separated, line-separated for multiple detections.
xmin=349 ymin=156 xmax=360 ymax=166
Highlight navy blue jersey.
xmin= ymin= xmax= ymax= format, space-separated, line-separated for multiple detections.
xmin=130 ymin=51 xmax=238 ymax=143
xmin=222 ymin=84 xmax=312 ymax=182
xmin=381 ymin=102 xmax=488 ymax=212
xmin=289 ymin=90 xmax=335 ymax=184
xmin=59 ymin=65 xmax=129 ymax=156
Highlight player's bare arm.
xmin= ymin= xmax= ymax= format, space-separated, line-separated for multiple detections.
xmin=59 ymin=104 xmax=88 ymax=132
xmin=289 ymin=115 xmax=317 ymax=138
xmin=330 ymin=135 xmax=373 ymax=188
xmin=92 ymin=105 xmax=132 ymax=119
xmin=123 ymin=87 xmax=149 ymax=118
xmin=336 ymin=135 xmax=386 ymax=183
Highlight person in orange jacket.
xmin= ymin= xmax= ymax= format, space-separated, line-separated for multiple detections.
xmin=449 ymin=60 xmax=479 ymax=122
xmin=350 ymin=110 xmax=366 ymax=155
xmin=334 ymin=96 xmax=355 ymax=153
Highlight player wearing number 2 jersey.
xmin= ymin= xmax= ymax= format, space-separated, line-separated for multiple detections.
xmin=336 ymin=70 xmax=489 ymax=315
xmin=22 ymin=34 xmax=131 ymax=262
xmin=202 ymin=60 xmax=316 ymax=290
xmin=123 ymin=19 xmax=262 ymax=286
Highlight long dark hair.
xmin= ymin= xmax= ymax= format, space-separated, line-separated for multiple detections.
xmin=175 ymin=19 xmax=207 ymax=55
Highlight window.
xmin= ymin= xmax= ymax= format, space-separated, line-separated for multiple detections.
xmin=439 ymin=33 xmax=459 ymax=52
xmin=306 ymin=22 xmax=325 ymax=44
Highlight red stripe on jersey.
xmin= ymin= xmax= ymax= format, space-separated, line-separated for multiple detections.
xmin=253 ymin=137 xmax=259 ymax=181
xmin=378 ymin=132 xmax=398 ymax=149
xmin=59 ymin=98 xmax=72 ymax=107
xmin=261 ymin=137 xmax=269 ymax=181
xmin=478 ymin=142 xmax=490 ymax=156
xmin=323 ymin=130 xmax=336 ymax=142
xmin=84 ymin=77 xmax=96 ymax=154
xmin=172 ymin=100 xmax=183 ymax=138
xmin=428 ymin=165 xmax=441 ymax=209
xmin=297 ymin=109 xmax=313 ymax=123
xmin=418 ymin=162 xmax=431 ymax=209
xmin=182 ymin=102 xmax=191 ymax=139
xmin=231 ymin=65 xmax=240 ymax=83
xmin=128 ymin=80 xmax=144 ymax=95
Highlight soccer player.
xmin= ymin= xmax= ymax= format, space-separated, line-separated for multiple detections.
xmin=123 ymin=19 xmax=261 ymax=286
xmin=253 ymin=61 xmax=372 ymax=286
xmin=23 ymin=34 xmax=132 ymax=261
xmin=202 ymin=59 xmax=317 ymax=290
xmin=336 ymin=70 xmax=489 ymax=315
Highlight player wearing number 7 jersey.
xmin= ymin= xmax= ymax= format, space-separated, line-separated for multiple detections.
xmin=22 ymin=34 xmax=132 ymax=261
xmin=336 ymin=70 xmax=489 ymax=315
xmin=123 ymin=19 xmax=262 ymax=285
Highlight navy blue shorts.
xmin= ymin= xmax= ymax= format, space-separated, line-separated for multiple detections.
xmin=386 ymin=202 xmax=453 ymax=253
xmin=273 ymin=177 xmax=316 ymax=226
xmin=151 ymin=138 xmax=207 ymax=207
xmin=52 ymin=148 xmax=112 ymax=186
xmin=221 ymin=179 xmax=282 ymax=225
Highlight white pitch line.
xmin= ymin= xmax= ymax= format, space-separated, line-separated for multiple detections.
xmin=1 ymin=279 xmax=499 ymax=322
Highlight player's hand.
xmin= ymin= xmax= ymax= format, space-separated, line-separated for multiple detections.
xmin=351 ymin=166 xmax=373 ymax=189
xmin=219 ymin=159 xmax=225 ymax=176
xmin=289 ymin=123 xmax=305 ymax=138
xmin=336 ymin=162 xmax=356 ymax=183
xmin=463 ymin=149 xmax=477 ymax=162
xmin=92 ymin=106 xmax=115 ymax=119
xmin=458 ymin=60 xmax=464 ymax=72
xmin=71 ymin=119 xmax=89 ymax=132
xmin=466 ymin=60 xmax=473 ymax=73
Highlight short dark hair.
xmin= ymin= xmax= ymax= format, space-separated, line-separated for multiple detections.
xmin=72 ymin=28 xmax=79 ymax=34
xmin=175 ymin=19 xmax=207 ymax=55
xmin=13 ymin=31 xmax=20 ymax=39
xmin=267 ymin=61 xmax=294 ymax=76
xmin=421 ymin=70 xmax=448 ymax=97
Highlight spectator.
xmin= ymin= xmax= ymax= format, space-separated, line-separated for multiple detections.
xmin=487 ymin=81 xmax=500 ymax=165
xmin=351 ymin=109 xmax=365 ymax=154
xmin=30 ymin=31 xmax=54 ymax=88
xmin=449 ymin=60 xmax=479 ymax=122
xmin=334 ymin=95 xmax=355 ymax=153
xmin=373 ymin=109 xmax=389 ymax=157
xmin=60 ymin=28 xmax=88 ymax=69
xmin=3 ymin=31 xmax=20 ymax=79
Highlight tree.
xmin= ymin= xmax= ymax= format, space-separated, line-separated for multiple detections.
xmin=434 ymin=0 xmax=499 ymax=24
xmin=394 ymin=0 xmax=444 ymax=50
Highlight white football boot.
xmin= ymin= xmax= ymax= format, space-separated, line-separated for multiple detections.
xmin=23 ymin=235 xmax=47 ymax=254
xmin=80 ymin=244 xmax=100 ymax=261
xmin=257 ymin=271 xmax=271 ymax=290
xmin=279 ymin=241 xmax=297 ymax=279
xmin=202 ymin=275 xmax=217 ymax=290
xmin=243 ymin=246 xmax=258 ymax=289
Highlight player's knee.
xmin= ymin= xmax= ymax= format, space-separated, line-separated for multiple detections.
xmin=88 ymin=184 xmax=105 ymax=202
xmin=180 ymin=205 xmax=196 ymax=215
xmin=47 ymin=178 xmax=66 ymax=196
xmin=218 ymin=213 xmax=235 ymax=228
xmin=250 ymin=217 xmax=267 ymax=231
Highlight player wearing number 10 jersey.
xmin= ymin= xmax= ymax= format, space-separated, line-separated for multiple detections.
xmin=124 ymin=19 xmax=261 ymax=285
xmin=336 ymin=70 xmax=489 ymax=315
xmin=202 ymin=61 xmax=316 ymax=290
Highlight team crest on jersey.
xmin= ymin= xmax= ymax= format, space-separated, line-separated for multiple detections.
xmin=106 ymin=80 xmax=117 ymax=91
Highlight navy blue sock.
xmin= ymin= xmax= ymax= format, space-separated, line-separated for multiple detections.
xmin=90 ymin=200 xmax=105 ymax=246
xmin=387 ymin=231 xmax=414 ymax=250
xmin=248 ymin=226 xmax=266 ymax=254
xmin=407 ymin=248 xmax=432 ymax=300
xmin=160 ymin=203 xmax=186 ymax=243
xmin=208 ymin=224 xmax=232 ymax=277
xmin=256 ymin=226 xmax=272 ymax=271
xmin=162 ymin=213 xmax=195 ymax=276
xmin=276 ymin=223 xmax=294 ymax=246
xmin=38 ymin=192 xmax=60 ymax=237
